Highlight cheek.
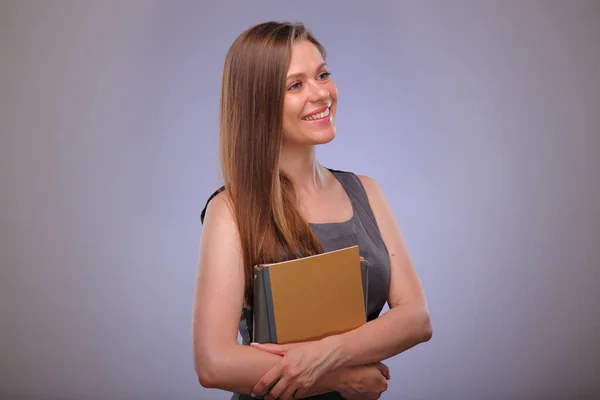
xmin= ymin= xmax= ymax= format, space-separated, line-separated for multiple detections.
xmin=283 ymin=108 xmax=297 ymax=131
xmin=328 ymin=81 xmax=338 ymax=97
xmin=327 ymin=84 xmax=339 ymax=112
xmin=283 ymin=98 xmax=303 ymax=127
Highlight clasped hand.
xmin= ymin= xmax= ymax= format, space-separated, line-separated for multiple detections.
xmin=250 ymin=337 xmax=342 ymax=399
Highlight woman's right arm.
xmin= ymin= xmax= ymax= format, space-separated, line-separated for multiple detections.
xmin=192 ymin=192 xmax=285 ymax=393
xmin=192 ymin=192 xmax=389 ymax=397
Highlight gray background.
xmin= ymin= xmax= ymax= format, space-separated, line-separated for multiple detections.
xmin=1 ymin=1 xmax=599 ymax=399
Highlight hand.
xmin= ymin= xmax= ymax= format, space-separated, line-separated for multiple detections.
xmin=337 ymin=362 xmax=390 ymax=400
xmin=250 ymin=337 xmax=343 ymax=399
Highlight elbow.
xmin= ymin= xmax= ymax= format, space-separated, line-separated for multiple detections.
xmin=194 ymin=354 xmax=218 ymax=389
xmin=419 ymin=311 xmax=433 ymax=343
xmin=197 ymin=367 xmax=217 ymax=389
xmin=194 ymin=339 xmax=238 ymax=389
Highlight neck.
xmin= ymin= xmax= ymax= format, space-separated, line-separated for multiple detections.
xmin=279 ymin=143 xmax=328 ymax=194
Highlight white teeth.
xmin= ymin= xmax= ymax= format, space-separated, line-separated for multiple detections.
xmin=302 ymin=108 xmax=330 ymax=121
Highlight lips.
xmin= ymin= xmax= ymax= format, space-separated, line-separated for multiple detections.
xmin=301 ymin=106 xmax=330 ymax=121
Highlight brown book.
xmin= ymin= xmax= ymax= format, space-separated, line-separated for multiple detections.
xmin=252 ymin=245 xmax=368 ymax=344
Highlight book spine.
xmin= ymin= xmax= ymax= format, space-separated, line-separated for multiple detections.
xmin=263 ymin=269 xmax=277 ymax=343
xmin=252 ymin=267 xmax=278 ymax=344
xmin=360 ymin=259 xmax=369 ymax=317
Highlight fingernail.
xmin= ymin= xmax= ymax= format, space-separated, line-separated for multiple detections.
xmin=250 ymin=394 xmax=256 ymax=398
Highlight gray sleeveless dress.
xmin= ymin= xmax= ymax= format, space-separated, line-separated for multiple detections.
xmin=201 ymin=169 xmax=391 ymax=400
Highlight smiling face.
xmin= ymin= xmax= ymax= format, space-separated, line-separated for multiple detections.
xmin=282 ymin=40 xmax=338 ymax=147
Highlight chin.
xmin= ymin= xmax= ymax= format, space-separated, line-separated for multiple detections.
xmin=310 ymin=120 xmax=337 ymax=142
xmin=283 ymin=123 xmax=337 ymax=146
xmin=304 ymin=128 xmax=336 ymax=145
xmin=315 ymin=132 xmax=336 ymax=145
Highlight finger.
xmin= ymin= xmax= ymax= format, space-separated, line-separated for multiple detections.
xmin=291 ymin=379 xmax=314 ymax=399
xmin=280 ymin=386 xmax=298 ymax=400
xmin=253 ymin=377 xmax=280 ymax=399
xmin=376 ymin=363 xmax=390 ymax=380
xmin=250 ymin=342 xmax=287 ymax=356
xmin=294 ymin=385 xmax=309 ymax=399
xmin=252 ymin=341 xmax=303 ymax=351
xmin=267 ymin=376 xmax=292 ymax=400
xmin=251 ymin=365 xmax=283 ymax=397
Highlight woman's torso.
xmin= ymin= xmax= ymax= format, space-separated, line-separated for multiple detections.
xmin=202 ymin=169 xmax=391 ymax=400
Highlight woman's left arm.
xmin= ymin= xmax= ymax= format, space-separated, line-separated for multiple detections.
xmin=251 ymin=175 xmax=432 ymax=398
xmin=329 ymin=174 xmax=433 ymax=367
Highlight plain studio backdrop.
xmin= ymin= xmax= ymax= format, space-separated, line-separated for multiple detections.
xmin=1 ymin=1 xmax=599 ymax=399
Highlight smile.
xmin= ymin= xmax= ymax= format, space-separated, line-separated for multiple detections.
xmin=301 ymin=107 xmax=330 ymax=121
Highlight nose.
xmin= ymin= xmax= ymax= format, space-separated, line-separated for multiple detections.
xmin=307 ymin=82 xmax=330 ymax=103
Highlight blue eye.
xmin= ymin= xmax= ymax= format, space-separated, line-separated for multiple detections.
xmin=287 ymin=71 xmax=331 ymax=91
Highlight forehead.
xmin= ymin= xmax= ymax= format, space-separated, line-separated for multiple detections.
xmin=287 ymin=40 xmax=325 ymax=73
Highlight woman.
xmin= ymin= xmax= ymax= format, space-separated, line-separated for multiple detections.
xmin=192 ymin=21 xmax=432 ymax=400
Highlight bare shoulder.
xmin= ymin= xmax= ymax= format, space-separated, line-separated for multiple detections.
xmin=197 ymin=188 xmax=243 ymax=287
xmin=356 ymin=174 xmax=381 ymax=195
xmin=355 ymin=173 xmax=398 ymax=238
xmin=356 ymin=174 xmax=391 ymax=217
xmin=356 ymin=173 xmax=405 ymax=248
xmin=202 ymin=189 xmax=235 ymax=228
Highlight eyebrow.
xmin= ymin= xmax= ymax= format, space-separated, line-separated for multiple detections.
xmin=286 ymin=62 xmax=328 ymax=81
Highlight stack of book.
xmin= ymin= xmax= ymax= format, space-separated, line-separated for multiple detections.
xmin=252 ymin=245 xmax=369 ymax=344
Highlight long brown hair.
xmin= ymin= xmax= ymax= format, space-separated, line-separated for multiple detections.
xmin=219 ymin=22 xmax=325 ymax=307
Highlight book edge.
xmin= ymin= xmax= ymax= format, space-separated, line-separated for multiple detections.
xmin=256 ymin=245 xmax=360 ymax=269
